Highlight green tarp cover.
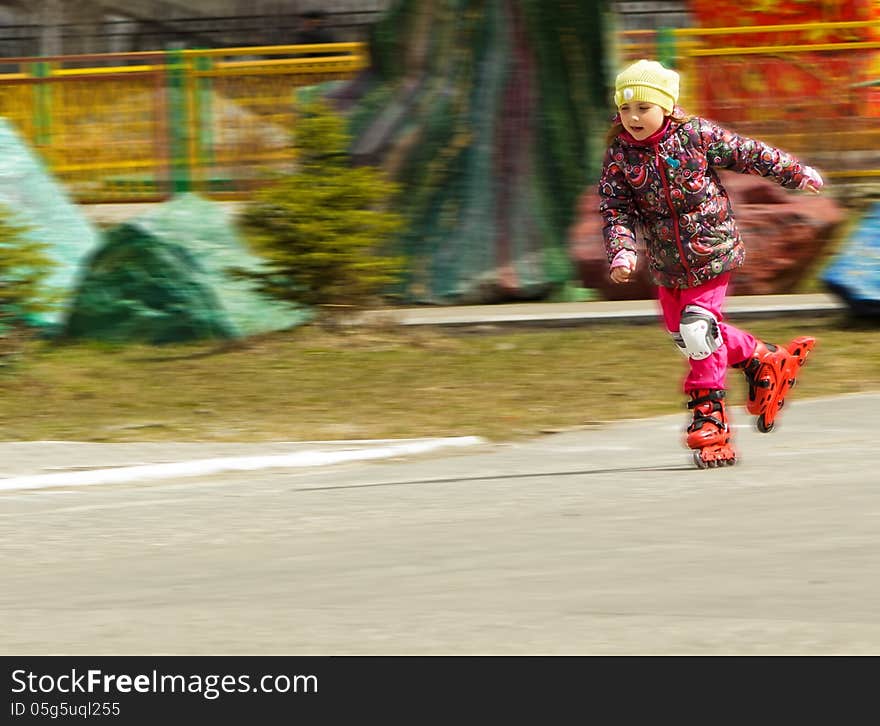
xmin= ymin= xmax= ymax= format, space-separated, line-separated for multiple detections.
xmin=0 ymin=117 xmax=102 ymax=329
xmin=64 ymin=194 xmax=309 ymax=343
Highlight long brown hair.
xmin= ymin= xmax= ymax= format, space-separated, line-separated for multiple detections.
xmin=605 ymin=109 xmax=691 ymax=146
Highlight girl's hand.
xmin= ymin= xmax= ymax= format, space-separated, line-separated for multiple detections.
xmin=799 ymin=165 xmax=824 ymax=194
xmin=611 ymin=266 xmax=634 ymax=284
xmin=610 ymin=249 xmax=637 ymax=284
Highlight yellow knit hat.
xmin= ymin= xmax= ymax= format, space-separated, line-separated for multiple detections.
xmin=614 ymin=59 xmax=680 ymax=114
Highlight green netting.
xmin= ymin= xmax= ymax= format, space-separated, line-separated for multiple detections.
xmin=0 ymin=117 xmax=103 ymax=330
xmin=64 ymin=194 xmax=309 ymax=344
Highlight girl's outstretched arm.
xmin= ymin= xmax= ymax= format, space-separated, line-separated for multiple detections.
xmin=699 ymin=118 xmax=823 ymax=192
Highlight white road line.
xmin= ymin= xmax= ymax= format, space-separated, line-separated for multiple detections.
xmin=0 ymin=436 xmax=486 ymax=492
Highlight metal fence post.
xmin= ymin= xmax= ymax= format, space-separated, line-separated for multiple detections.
xmin=658 ymin=26 xmax=677 ymax=68
xmin=166 ymin=48 xmax=191 ymax=194
xmin=32 ymin=61 xmax=52 ymax=147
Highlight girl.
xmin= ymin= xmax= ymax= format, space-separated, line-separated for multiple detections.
xmin=598 ymin=59 xmax=823 ymax=469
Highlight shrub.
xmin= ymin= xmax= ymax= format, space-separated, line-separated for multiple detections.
xmin=0 ymin=204 xmax=57 ymax=360
xmin=238 ymin=100 xmax=405 ymax=327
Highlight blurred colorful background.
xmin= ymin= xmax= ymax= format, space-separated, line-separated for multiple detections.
xmin=0 ymin=0 xmax=877 ymax=344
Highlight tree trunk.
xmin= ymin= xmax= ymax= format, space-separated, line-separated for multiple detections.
xmin=347 ymin=0 xmax=609 ymax=304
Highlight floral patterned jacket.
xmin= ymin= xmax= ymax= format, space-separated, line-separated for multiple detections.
xmin=598 ymin=112 xmax=812 ymax=289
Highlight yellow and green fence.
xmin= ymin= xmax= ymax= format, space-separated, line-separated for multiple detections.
xmin=0 ymin=43 xmax=368 ymax=202
xmin=618 ymin=19 xmax=880 ymax=179
xmin=3 ymin=21 xmax=880 ymax=204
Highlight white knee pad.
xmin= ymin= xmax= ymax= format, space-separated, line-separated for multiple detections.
xmin=677 ymin=305 xmax=722 ymax=360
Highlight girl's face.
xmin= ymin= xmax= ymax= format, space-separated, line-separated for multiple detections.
xmin=618 ymin=102 xmax=666 ymax=140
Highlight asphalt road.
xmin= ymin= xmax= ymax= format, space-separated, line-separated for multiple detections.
xmin=2 ymin=393 xmax=878 ymax=654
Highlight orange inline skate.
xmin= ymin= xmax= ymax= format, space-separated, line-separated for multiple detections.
xmin=736 ymin=337 xmax=816 ymax=433
xmin=686 ymin=388 xmax=737 ymax=469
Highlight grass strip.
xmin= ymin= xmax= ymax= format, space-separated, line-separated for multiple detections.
xmin=1 ymin=314 xmax=877 ymax=442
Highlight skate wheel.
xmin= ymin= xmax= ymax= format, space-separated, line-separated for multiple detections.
xmin=693 ymin=451 xmax=709 ymax=469
xmin=756 ymin=415 xmax=774 ymax=434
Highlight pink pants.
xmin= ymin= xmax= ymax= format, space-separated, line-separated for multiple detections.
xmin=657 ymin=273 xmax=757 ymax=392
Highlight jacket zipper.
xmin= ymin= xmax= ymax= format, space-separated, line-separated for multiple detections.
xmin=654 ymin=142 xmax=690 ymax=283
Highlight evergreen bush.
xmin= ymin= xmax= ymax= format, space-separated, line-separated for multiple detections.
xmin=0 ymin=204 xmax=57 ymax=360
xmin=238 ymin=100 xmax=405 ymax=327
